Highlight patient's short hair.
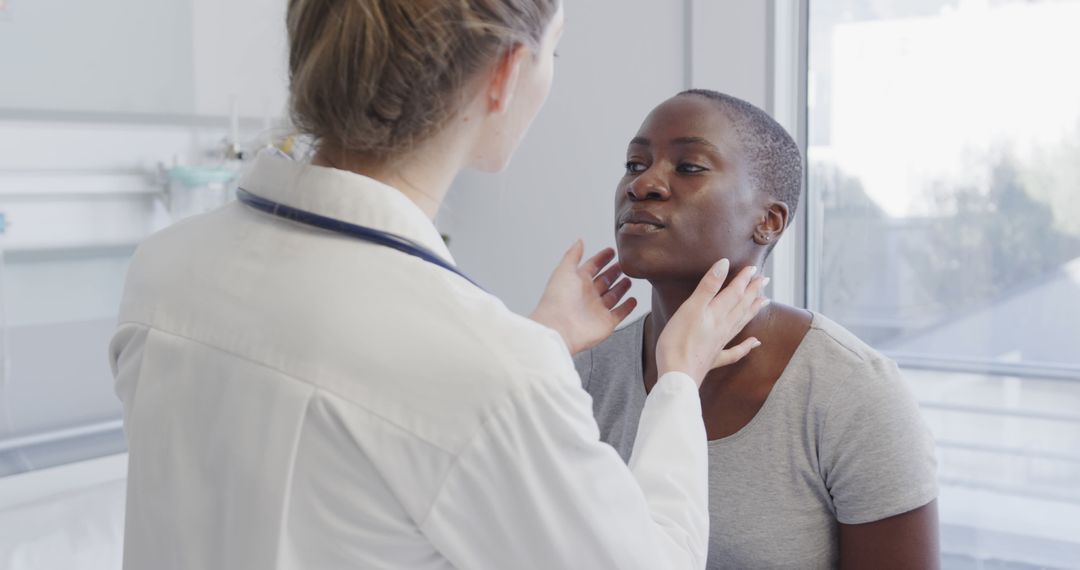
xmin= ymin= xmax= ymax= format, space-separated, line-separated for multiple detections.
xmin=679 ymin=89 xmax=803 ymax=225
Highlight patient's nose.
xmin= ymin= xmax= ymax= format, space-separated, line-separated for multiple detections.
xmin=626 ymin=173 xmax=671 ymax=201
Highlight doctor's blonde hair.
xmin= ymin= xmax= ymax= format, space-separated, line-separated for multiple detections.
xmin=287 ymin=0 xmax=559 ymax=160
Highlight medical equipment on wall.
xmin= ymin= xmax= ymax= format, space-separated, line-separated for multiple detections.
xmin=162 ymin=164 xmax=239 ymax=222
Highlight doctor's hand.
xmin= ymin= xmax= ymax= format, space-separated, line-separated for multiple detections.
xmin=529 ymin=241 xmax=637 ymax=355
xmin=657 ymin=259 xmax=770 ymax=386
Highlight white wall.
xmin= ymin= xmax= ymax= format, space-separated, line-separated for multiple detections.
xmin=191 ymin=0 xmax=290 ymax=118
xmin=0 ymin=0 xmax=289 ymax=120
xmin=0 ymin=0 xmax=195 ymax=115
xmin=439 ymin=1 xmax=774 ymax=317
xmin=690 ymin=0 xmax=771 ymax=110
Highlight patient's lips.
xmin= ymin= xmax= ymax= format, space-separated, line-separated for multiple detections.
xmin=617 ymin=210 xmax=666 ymax=235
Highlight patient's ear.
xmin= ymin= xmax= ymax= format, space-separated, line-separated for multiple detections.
xmin=753 ymin=200 xmax=790 ymax=246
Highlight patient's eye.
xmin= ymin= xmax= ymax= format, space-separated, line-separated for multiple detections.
xmin=676 ymin=163 xmax=707 ymax=174
xmin=625 ymin=160 xmax=647 ymax=175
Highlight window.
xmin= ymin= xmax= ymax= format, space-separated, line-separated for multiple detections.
xmin=808 ymin=0 xmax=1080 ymax=566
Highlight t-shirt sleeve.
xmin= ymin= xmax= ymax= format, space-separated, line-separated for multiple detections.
xmin=817 ymin=355 xmax=938 ymax=524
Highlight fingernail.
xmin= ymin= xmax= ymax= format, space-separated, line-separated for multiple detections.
xmin=762 ymin=298 xmax=772 ymax=307
xmin=713 ymin=259 xmax=729 ymax=277
xmin=751 ymin=338 xmax=762 ymax=348
xmin=749 ymin=266 xmax=758 ymax=275
xmin=762 ymin=277 xmax=772 ymax=287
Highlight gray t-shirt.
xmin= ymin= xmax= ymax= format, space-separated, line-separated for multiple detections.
xmin=574 ymin=312 xmax=938 ymax=569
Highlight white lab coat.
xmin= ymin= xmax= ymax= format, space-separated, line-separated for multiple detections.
xmin=109 ymin=153 xmax=709 ymax=569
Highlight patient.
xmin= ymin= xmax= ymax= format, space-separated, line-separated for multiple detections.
xmin=575 ymin=90 xmax=940 ymax=569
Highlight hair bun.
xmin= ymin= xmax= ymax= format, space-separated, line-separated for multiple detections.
xmin=287 ymin=0 xmax=558 ymax=159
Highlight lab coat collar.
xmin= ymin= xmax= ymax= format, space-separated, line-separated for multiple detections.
xmin=238 ymin=151 xmax=455 ymax=263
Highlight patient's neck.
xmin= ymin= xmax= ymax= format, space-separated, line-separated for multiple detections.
xmin=647 ymin=281 xmax=698 ymax=338
xmin=644 ymin=277 xmax=774 ymax=382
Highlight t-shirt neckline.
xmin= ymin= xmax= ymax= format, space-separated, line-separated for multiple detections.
xmin=631 ymin=311 xmax=819 ymax=445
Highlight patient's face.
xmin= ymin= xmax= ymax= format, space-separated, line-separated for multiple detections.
xmin=615 ymin=95 xmax=763 ymax=282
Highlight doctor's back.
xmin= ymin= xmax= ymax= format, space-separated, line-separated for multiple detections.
xmin=110 ymin=153 xmax=599 ymax=568
xmin=110 ymin=148 xmax=578 ymax=565
xmin=104 ymin=0 xmax=570 ymax=565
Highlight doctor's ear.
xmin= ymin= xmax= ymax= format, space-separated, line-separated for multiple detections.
xmin=753 ymin=200 xmax=790 ymax=246
xmin=484 ymin=44 xmax=530 ymax=114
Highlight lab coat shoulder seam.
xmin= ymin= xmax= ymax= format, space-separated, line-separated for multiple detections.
xmin=119 ymin=319 xmax=462 ymax=454
xmin=272 ymin=389 xmax=316 ymax=567
xmin=118 ymin=318 xmax=316 ymax=387
xmin=113 ymin=324 xmax=152 ymax=439
xmin=313 ymin=387 xmax=458 ymax=456
xmin=415 ymin=371 xmax=559 ymax=527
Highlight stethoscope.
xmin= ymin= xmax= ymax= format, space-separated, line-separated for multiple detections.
xmin=235 ymin=188 xmax=486 ymax=292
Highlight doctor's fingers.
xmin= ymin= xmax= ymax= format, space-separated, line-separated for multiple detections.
xmin=592 ymin=262 xmax=624 ymax=295
xmin=729 ymin=276 xmax=771 ymax=331
xmin=579 ymin=247 xmax=616 ymax=279
xmin=713 ymin=335 xmax=763 ymax=368
xmin=708 ymin=264 xmax=760 ymax=314
xmin=609 ymin=296 xmax=638 ymax=326
xmin=684 ymin=259 xmax=731 ymax=313
xmin=600 ymin=277 xmax=633 ymax=310
xmin=556 ymin=239 xmax=586 ymax=272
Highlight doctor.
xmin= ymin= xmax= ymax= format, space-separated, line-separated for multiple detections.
xmin=110 ymin=1 xmax=767 ymax=568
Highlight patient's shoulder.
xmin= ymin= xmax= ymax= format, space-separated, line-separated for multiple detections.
xmin=573 ymin=314 xmax=647 ymax=391
xmin=792 ymin=313 xmax=909 ymax=416
xmin=802 ymin=313 xmax=891 ymax=370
